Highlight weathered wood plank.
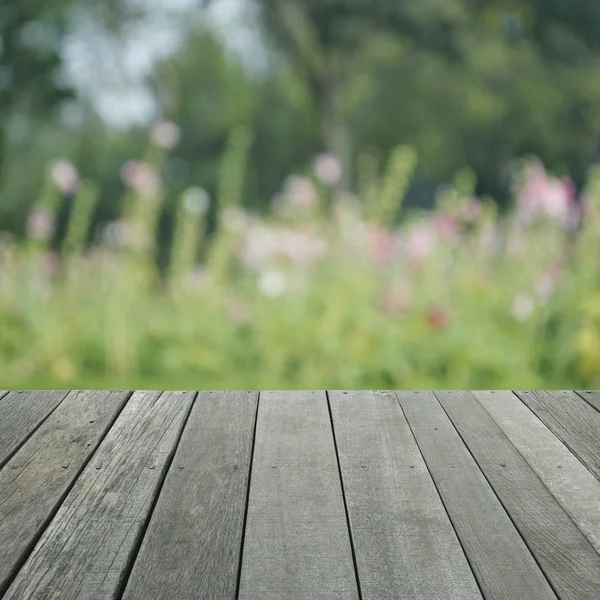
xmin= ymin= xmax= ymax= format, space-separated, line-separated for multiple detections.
xmin=0 ymin=390 xmax=131 ymax=596
xmin=329 ymin=390 xmax=482 ymax=600
xmin=437 ymin=390 xmax=600 ymax=600
xmin=0 ymin=390 xmax=69 ymax=468
xmin=4 ymin=390 xmax=196 ymax=600
xmin=475 ymin=390 xmax=600 ymax=554
xmin=576 ymin=390 xmax=600 ymax=413
xmin=238 ymin=391 xmax=359 ymax=600
xmin=515 ymin=390 xmax=600 ymax=481
xmin=0 ymin=390 xmax=8 ymax=402
xmin=121 ymin=391 xmax=258 ymax=600
xmin=396 ymin=391 xmax=557 ymax=600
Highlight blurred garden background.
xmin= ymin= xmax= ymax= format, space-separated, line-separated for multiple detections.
xmin=2 ymin=0 xmax=600 ymax=389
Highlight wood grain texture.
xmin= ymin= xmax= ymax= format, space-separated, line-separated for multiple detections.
xmin=0 ymin=390 xmax=69 ymax=468
xmin=0 ymin=390 xmax=131 ymax=595
xmin=329 ymin=390 xmax=482 ymax=600
xmin=576 ymin=391 xmax=600 ymax=413
xmin=3 ymin=390 xmax=196 ymax=600
xmin=515 ymin=390 xmax=600 ymax=481
xmin=437 ymin=390 xmax=600 ymax=600
xmin=475 ymin=390 xmax=600 ymax=554
xmin=121 ymin=391 xmax=258 ymax=600
xmin=238 ymin=391 xmax=359 ymax=600
xmin=396 ymin=391 xmax=556 ymax=600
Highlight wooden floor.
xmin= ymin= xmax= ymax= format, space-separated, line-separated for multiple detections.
xmin=0 ymin=391 xmax=599 ymax=599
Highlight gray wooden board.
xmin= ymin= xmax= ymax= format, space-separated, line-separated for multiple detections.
xmin=515 ymin=390 xmax=600 ymax=481
xmin=576 ymin=391 xmax=600 ymax=413
xmin=395 ymin=391 xmax=557 ymax=600
xmin=437 ymin=390 xmax=600 ymax=600
xmin=238 ymin=390 xmax=359 ymax=600
xmin=121 ymin=391 xmax=258 ymax=600
xmin=475 ymin=390 xmax=600 ymax=554
xmin=0 ymin=390 xmax=69 ymax=468
xmin=329 ymin=390 xmax=482 ymax=600
xmin=0 ymin=390 xmax=8 ymax=402
xmin=0 ymin=390 xmax=131 ymax=595
xmin=4 ymin=390 xmax=196 ymax=600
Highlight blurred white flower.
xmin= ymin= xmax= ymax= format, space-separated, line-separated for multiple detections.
xmin=221 ymin=207 xmax=248 ymax=232
xmin=50 ymin=159 xmax=79 ymax=194
xmin=27 ymin=207 xmax=55 ymax=240
xmin=258 ymin=269 xmax=286 ymax=297
xmin=314 ymin=153 xmax=343 ymax=186
xmin=150 ymin=120 xmax=181 ymax=150
xmin=285 ymin=176 xmax=319 ymax=208
xmin=121 ymin=160 xmax=161 ymax=197
xmin=183 ymin=187 xmax=210 ymax=216
xmin=511 ymin=293 xmax=534 ymax=321
xmin=184 ymin=268 xmax=208 ymax=293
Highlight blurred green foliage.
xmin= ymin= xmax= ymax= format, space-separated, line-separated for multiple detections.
xmin=2 ymin=0 xmax=600 ymax=388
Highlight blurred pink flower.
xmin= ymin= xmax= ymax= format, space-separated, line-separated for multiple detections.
xmin=515 ymin=160 xmax=574 ymax=225
xmin=380 ymin=283 xmax=412 ymax=316
xmin=150 ymin=121 xmax=181 ymax=150
xmin=50 ymin=159 xmax=79 ymax=194
xmin=435 ymin=213 xmax=459 ymax=241
xmin=281 ymin=230 xmax=328 ymax=264
xmin=426 ymin=307 xmax=451 ymax=329
xmin=121 ymin=160 xmax=161 ymax=197
xmin=226 ymin=298 xmax=250 ymax=324
xmin=511 ymin=293 xmax=534 ymax=321
xmin=314 ymin=153 xmax=343 ymax=187
xmin=405 ymin=222 xmax=436 ymax=263
xmin=27 ymin=207 xmax=55 ymax=240
xmin=369 ymin=224 xmax=397 ymax=266
xmin=534 ymin=261 xmax=562 ymax=301
xmin=41 ymin=251 xmax=60 ymax=278
xmin=459 ymin=197 xmax=483 ymax=222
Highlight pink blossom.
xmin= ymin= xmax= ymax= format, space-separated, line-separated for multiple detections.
xmin=460 ymin=197 xmax=483 ymax=222
xmin=280 ymin=230 xmax=328 ymax=264
xmin=41 ymin=251 xmax=60 ymax=278
xmin=121 ymin=160 xmax=161 ymax=197
xmin=369 ymin=224 xmax=397 ymax=266
xmin=226 ymin=298 xmax=250 ymax=324
xmin=380 ymin=283 xmax=412 ymax=315
xmin=426 ymin=307 xmax=451 ymax=329
xmin=50 ymin=159 xmax=79 ymax=194
xmin=435 ymin=213 xmax=459 ymax=241
xmin=314 ymin=153 xmax=343 ymax=187
xmin=515 ymin=160 xmax=574 ymax=225
xmin=534 ymin=261 xmax=562 ymax=300
xmin=150 ymin=121 xmax=181 ymax=150
xmin=27 ymin=207 xmax=55 ymax=240
xmin=405 ymin=222 xmax=436 ymax=263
